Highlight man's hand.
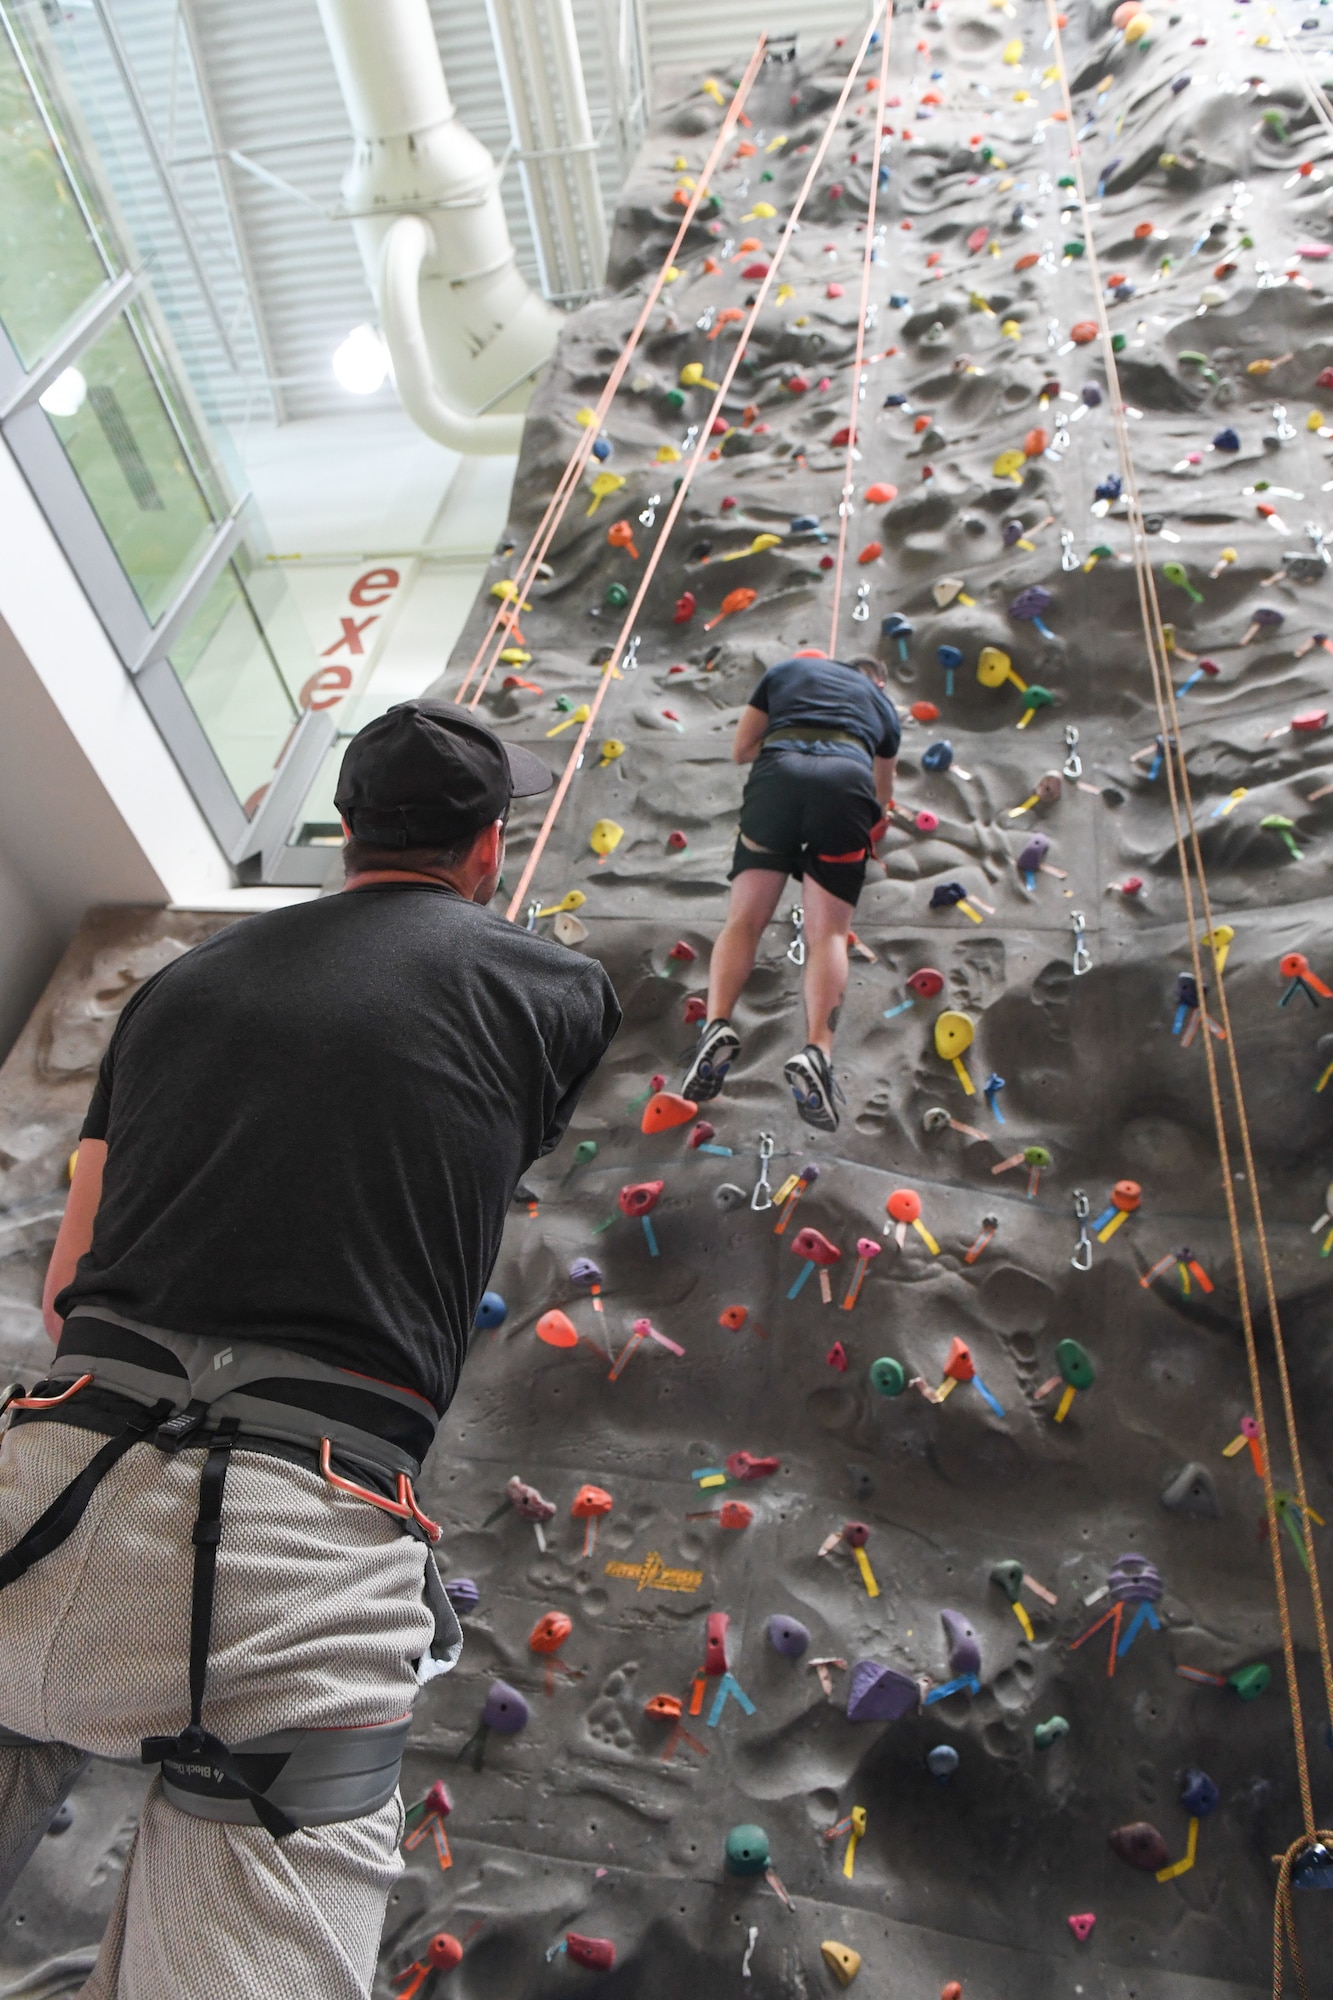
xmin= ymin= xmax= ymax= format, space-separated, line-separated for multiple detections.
xmin=42 ymin=1139 xmax=106 ymax=1342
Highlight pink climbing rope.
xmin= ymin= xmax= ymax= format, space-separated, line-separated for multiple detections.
xmin=504 ymin=13 xmax=887 ymax=923
xmin=826 ymin=1 xmax=893 ymax=660
xmin=454 ymin=37 xmax=770 ymax=711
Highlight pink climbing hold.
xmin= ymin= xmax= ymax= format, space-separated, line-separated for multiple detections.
xmin=1068 ymin=1913 xmax=1096 ymax=1942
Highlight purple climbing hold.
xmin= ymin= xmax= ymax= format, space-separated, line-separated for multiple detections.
xmin=847 ymin=1660 xmax=919 ymax=1722
xmin=482 ymin=1680 xmax=530 ymax=1734
xmin=1017 ymin=833 xmax=1050 ymax=873
xmin=941 ymin=1609 xmax=981 ymax=1678
xmin=767 ymin=1614 xmax=811 ymax=1659
xmin=1082 ymin=383 xmax=1102 ymax=407
xmin=443 ymin=1577 xmax=480 ymax=1613
xmin=569 ymin=1257 xmax=603 ymax=1287
xmin=1109 ymin=1821 xmax=1171 ymax=1872
xmin=1009 ymin=585 xmax=1053 ymax=622
xmin=1213 ymin=427 xmax=1241 ymax=452
xmin=1108 ymin=1554 xmax=1163 ymax=1604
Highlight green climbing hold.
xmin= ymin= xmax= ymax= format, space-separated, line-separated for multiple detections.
xmin=666 ymin=388 xmax=686 ymax=410
xmin=1229 ymin=1663 xmax=1271 ymax=1702
xmin=1034 ymin=1716 xmax=1070 ymax=1749
xmin=990 ymin=1559 xmax=1024 ymax=1604
xmin=575 ymin=1140 xmax=598 ymax=1164
xmin=1056 ymin=1339 xmax=1095 ymax=1391
xmin=1057 ymin=173 xmax=1075 ymax=188
xmin=980 ymin=146 xmax=993 ymax=164
xmin=725 ymin=1824 xmax=770 ymax=1876
xmin=1063 ymin=240 xmax=1086 ymax=259
xmin=869 ymin=1356 xmax=906 ymax=1397
xmin=1111 ymin=332 xmax=1127 ymax=353
xmin=605 ymin=583 xmax=630 ymax=608
xmin=1177 ymin=350 xmax=1208 ymax=367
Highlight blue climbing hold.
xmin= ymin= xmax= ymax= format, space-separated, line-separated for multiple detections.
xmin=1213 ymin=428 xmax=1241 ymax=453
xmin=927 ymin=1745 xmax=960 ymax=1779
xmin=1180 ymin=1768 xmax=1220 ymax=1817
xmin=591 ymin=436 xmax=611 ymax=461
xmin=921 ymin=740 xmax=954 ymax=774
xmin=474 ymin=1290 xmax=507 ymax=1330
xmin=1095 ymin=473 xmax=1122 ymax=500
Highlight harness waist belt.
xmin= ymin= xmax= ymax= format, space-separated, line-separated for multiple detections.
xmin=761 ymin=725 xmax=870 ymax=754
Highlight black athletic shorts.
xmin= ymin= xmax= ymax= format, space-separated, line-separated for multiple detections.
xmin=729 ymin=747 xmax=881 ymax=906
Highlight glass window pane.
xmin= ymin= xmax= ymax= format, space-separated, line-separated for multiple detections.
xmin=170 ymin=564 xmax=298 ymax=814
xmin=0 ymin=26 xmax=111 ymax=367
xmin=42 ymin=312 xmax=215 ymax=622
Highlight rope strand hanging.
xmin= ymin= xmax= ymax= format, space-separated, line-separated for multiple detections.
xmin=504 ymin=12 xmax=893 ymax=923
xmin=1046 ymin=8 xmax=1333 ymax=1990
xmin=453 ymin=37 xmax=769 ymax=710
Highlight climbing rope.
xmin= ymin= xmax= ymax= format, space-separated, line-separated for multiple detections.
xmin=504 ymin=13 xmax=891 ymax=923
xmin=1267 ymin=8 xmax=1333 ymax=146
xmin=453 ymin=36 xmax=769 ymax=710
xmin=1045 ymin=9 xmax=1333 ymax=1989
xmin=826 ymin=7 xmax=892 ymax=660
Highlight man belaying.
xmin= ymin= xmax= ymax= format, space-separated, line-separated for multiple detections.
xmin=682 ymin=651 xmax=899 ymax=1130
xmin=0 ymin=700 xmax=619 ymax=1998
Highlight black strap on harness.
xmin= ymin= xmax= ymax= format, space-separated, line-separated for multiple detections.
xmin=139 ymin=1418 xmax=298 ymax=1840
xmin=0 ymin=1397 xmax=172 ymax=1591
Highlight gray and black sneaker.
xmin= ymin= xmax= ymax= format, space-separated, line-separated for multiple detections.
xmin=783 ymin=1044 xmax=843 ymax=1132
xmin=682 ymin=1018 xmax=741 ymax=1102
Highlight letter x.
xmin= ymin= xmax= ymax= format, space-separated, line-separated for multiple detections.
xmin=321 ymin=614 xmax=378 ymax=658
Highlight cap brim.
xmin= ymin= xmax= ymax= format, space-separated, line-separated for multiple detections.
xmin=505 ymin=742 xmax=555 ymax=797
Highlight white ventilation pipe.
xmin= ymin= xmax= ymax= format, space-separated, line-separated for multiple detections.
xmin=315 ymin=0 xmax=562 ymax=454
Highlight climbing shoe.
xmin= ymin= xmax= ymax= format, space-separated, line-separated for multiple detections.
xmin=783 ymin=1044 xmax=843 ymax=1132
xmin=682 ymin=1019 xmax=741 ymax=1102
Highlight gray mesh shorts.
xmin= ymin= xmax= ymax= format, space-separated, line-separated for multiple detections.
xmin=0 ymin=1416 xmax=437 ymax=1998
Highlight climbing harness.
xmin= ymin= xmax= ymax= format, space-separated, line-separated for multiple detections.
xmin=454 ymin=38 xmax=768 ymax=709
xmin=0 ymin=1318 xmax=459 ymax=1837
xmin=1047 ymin=11 xmax=1333 ymax=1986
xmin=750 ymin=1134 xmax=775 ymax=1213
xmin=504 ymin=14 xmax=888 ymax=923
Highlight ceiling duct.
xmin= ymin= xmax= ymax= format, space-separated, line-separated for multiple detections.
xmin=315 ymin=0 xmax=562 ymax=453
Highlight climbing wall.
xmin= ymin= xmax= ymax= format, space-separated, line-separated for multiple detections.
xmin=1 ymin=1 xmax=1333 ymax=1994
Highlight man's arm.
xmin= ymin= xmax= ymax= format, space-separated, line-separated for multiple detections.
xmin=874 ymin=754 xmax=898 ymax=809
xmin=731 ymin=705 xmax=768 ymax=765
xmin=42 ymin=1140 xmax=106 ymax=1342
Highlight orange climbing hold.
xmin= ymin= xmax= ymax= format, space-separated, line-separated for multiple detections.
xmin=719 ymin=1305 xmax=748 ymax=1329
xmin=536 ymin=1309 xmax=580 ymax=1348
xmin=1023 ymin=428 xmax=1048 ymax=457
xmin=864 ymin=482 xmax=897 ymax=504
xmin=640 ymin=1090 xmax=698 ymax=1134
xmin=703 ymin=587 xmax=758 ymax=631
xmin=1070 ymin=320 xmax=1099 ymax=344
xmin=607 ymin=520 xmax=640 ymax=558
xmin=1014 ymin=252 xmax=1040 ymax=270
xmin=857 ymin=541 xmax=883 ymax=565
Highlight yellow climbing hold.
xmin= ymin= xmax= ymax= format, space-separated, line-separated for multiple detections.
xmin=1308 ymin=410 xmax=1326 ymax=431
xmin=590 ymin=819 xmax=624 ymax=858
xmin=546 ymin=703 xmax=590 ymax=737
xmin=764 ymin=134 xmax=787 ymax=153
xmin=992 ymin=448 xmax=1026 ymax=482
xmin=575 ymin=407 xmax=597 ymax=428
xmin=586 ymin=471 xmax=626 ymax=514
xmin=663 ymin=265 xmax=681 ymax=284
xmin=820 ymin=1941 xmax=862 ymax=1986
xmin=680 ymin=361 xmax=721 ymax=390
xmin=721 ymin=533 xmax=782 ymax=560
xmin=701 ymin=77 xmax=726 ymax=105
xmin=1003 ymin=37 xmax=1022 ymax=63
xmin=490 ymin=579 xmax=532 ymax=608
xmin=655 ymin=445 xmax=682 ymax=463
xmin=776 ymin=283 xmax=794 ymax=304
xmin=498 ymin=647 xmax=531 ymax=664
xmin=1124 ymin=12 xmax=1151 ymax=41
xmin=598 ymin=739 xmax=625 ymax=767
xmin=742 ymin=202 xmax=776 ymax=220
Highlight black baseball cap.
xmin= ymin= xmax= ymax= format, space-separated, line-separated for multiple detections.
xmin=334 ymin=699 xmax=553 ymax=848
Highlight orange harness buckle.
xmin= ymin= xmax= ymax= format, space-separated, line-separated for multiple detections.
xmin=318 ymin=1439 xmax=442 ymax=1543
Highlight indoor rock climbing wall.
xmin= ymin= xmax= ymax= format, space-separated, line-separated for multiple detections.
xmin=3 ymin=0 xmax=1333 ymax=1994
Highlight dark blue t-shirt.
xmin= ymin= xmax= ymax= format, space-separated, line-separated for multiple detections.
xmin=749 ymin=656 xmax=901 ymax=764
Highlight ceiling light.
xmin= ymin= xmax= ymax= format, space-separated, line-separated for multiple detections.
xmin=39 ymin=366 xmax=87 ymax=418
xmin=332 ymin=324 xmax=389 ymax=395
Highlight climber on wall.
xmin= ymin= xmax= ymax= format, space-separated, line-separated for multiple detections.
xmin=682 ymin=650 xmax=899 ymax=1131
xmin=0 ymin=700 xmax=619 ymax=1999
